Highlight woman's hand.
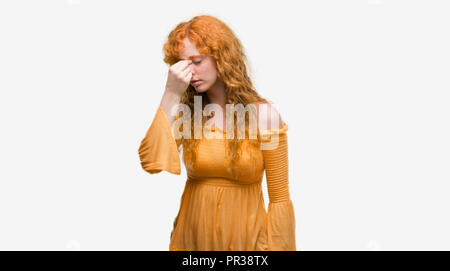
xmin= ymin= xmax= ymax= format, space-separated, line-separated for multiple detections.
xmin=160 ymin=59 xmax=193 ymax=125
xmin=164 ymin=59 xmax=193 ymax=96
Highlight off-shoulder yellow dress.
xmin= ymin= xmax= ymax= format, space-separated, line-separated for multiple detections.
xmin=138 ymin=106 xmax=296 ymax=251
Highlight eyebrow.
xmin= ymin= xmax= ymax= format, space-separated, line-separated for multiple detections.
xmin=180 ymin=54 xmax=204 ymax=60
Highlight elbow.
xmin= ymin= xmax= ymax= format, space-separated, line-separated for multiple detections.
xmin=138 ymin=140 xmax=157 ymax=174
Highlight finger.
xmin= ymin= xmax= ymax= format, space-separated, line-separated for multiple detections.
xmin=181 ymin=63 xmax=192 ymax=76
xmin=185 ymin=71 xmax=192 ymax=82
xmin=184 ymin=64 xmax=193 ymax=74
xmin=172 ymin=59 xmax=191 ymax=73
xmin=182 ymin=68 xmax=192 ymax=80
xmin=180 ymin=60 xmax=193 ymax=72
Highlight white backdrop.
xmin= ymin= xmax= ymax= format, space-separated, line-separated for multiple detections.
xmin=0 ymin=0 xmax=449 ymax=251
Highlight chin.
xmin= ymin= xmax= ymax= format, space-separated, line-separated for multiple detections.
xmin=196 ymin=88 xmax=208 ymax=93
xmin=195 ymin=84 xmax=209 ymax=93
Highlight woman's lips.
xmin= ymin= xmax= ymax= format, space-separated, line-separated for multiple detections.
xmin=192 ymin=80 xmax=202 ymax=86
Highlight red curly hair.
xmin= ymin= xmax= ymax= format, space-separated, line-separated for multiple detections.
xmin=162 ymin=14 xmax=270 ymax=173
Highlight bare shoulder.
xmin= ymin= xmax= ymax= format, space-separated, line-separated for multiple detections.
xmin=249 ymin=102 xmax=284 ymax=130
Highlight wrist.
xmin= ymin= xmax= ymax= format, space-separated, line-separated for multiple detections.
xmin=163 ymin=88 xmax=182 ymax=103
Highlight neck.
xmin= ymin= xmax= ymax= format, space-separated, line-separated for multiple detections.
xmin=205 ymin=80 xmax=227 ymax=127
xmin=206 ymin=79 xmax=227 ymax=109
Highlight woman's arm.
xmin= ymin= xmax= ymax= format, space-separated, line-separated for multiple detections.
xmin=159 ymin=59 xmax=193 ymax=125
xmin=159 ymin=89 xmax=181 ymax=126
xmin=258 ymin=103 xmax=297 ymax=251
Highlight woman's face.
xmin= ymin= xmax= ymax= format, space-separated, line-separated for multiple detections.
xmin=178 ymin=38 xmax=218 ymax=93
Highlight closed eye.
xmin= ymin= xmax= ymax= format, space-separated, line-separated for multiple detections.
xmin=193 ymin=60 xmax=202 ymax=64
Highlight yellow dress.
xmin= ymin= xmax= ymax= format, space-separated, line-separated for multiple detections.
xmin=138 ymin=106 xmax=296 ymax=251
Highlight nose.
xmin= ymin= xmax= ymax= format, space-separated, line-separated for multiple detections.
xmin=189 ymin=65 xmax=197 ymax=76
xmin=189 ymin=62 xmax=195 ymax=70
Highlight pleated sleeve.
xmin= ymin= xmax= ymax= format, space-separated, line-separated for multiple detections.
xmin=260 ymin=122 xmax=296 ymax=251
xmin=138 ymin=106 xmax=182 ymax=175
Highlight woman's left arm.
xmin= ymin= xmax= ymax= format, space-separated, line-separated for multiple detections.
xmin=259 ymin=104 xmax=296 ymax=251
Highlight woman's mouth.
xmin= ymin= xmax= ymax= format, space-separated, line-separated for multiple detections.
xmin=191 ymin=80 xmax=202 ymax=86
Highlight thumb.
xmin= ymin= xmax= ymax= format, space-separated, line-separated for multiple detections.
xmin=185 ymin=70 xmax=193 ymax=81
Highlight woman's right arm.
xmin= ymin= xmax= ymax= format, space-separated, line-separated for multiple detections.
xmin=138 ymin=59 xmax=193 ymax=175
xmin=159 ymin=59 xmax=193 ymax=125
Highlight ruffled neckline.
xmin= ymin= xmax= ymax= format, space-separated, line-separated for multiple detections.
xmin=202 ymin=122 xmax=288 ymax=135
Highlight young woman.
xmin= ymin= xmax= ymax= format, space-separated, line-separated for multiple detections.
xmin=138 ymin=15 xmax=296 ymax=251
